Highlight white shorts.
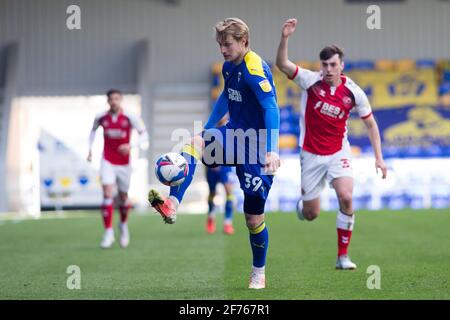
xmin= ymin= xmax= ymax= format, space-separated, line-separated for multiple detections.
xmin=300 ymin=144 xmax=353 ymax=201
xmin=100 ymin=159 xmax=132 ymax=193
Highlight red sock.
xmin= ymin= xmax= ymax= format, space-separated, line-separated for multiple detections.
xmin=119 ymin=203 xmax=131 ymax=224
xmin=102 ymin=199 xmax=113 ymax=229
xmin=337 ymin=228 xmax=353 ymax=257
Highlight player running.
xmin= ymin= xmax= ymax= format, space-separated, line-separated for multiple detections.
xmin=276 ymin=18 xmax=387 ymax=270
xmin=88 ymin=89 xmax=149 ymax=249
xmin=148 ymin=18 xmax=280 ymax=289
xmin=206 ymin=165 xmax=236 ymax=235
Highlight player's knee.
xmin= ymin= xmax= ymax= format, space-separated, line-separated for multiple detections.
xmin=303 ymin=208 xmax=319 ymax=221
xmin=119 ymin=193 xmax=128 ymax=203
xmin=245 ymin=215 xmax=264 ymax=230
xmin=337 ymin=191 xmax=353 ymax=208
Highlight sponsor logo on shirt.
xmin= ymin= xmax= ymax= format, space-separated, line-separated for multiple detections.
xmin=228 ymin=88 xmax=242 ymax=102
xmin=318 ymin=102 xmax=346 ymax=119
xmin=105 ymin=128 xmax=126 ymax=139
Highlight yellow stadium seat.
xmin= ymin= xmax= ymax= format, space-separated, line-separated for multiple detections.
xmin=395 ymin=59 xmax=416 ymax=71
xmin=375 ymin=60 xmax=395 ymax=71
xmin=279 ymin=135 xmax=298 ymax=150
xmin=295 ymin=60 xmax=312 ymax=69
xmin=310 ymin=61 xmax=321 ymax=71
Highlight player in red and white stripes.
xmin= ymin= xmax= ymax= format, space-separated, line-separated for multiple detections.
xmin=87 ymin=89 xmax=148 ymax=249
xmin=276 ymin=19 xmax=387 ymax=269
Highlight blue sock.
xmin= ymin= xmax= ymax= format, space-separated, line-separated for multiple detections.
xmin=249 ymin=221 xmax=268 ymax=268
xmin=224 ymin=194 xmax=234 ymax=221
xmin=170 ymin=144 xmax=200 ymax=204
xmin=207 ymin=194 xmax=214 ymax=215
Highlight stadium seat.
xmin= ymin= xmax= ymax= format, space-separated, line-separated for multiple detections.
xmin=295 ymin=60 xmax=313 ymax=69
xmin=279 ymin=134 xmax=298 ymax=150
xmin=375 ymin=60 xmax=395 ymax=71
xmin=396 ymin=59 xmax=416 ymax=71
xmin=416 ymin=59 xmax=435 ymax=69
xmin=310 ymin=61 xmax=321 ymax=71
xmin=353 ymin=60 xmax=375 ymax=70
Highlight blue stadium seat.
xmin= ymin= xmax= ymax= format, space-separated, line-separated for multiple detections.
xmin=416 ymin=59 xmax=435 ymax=69
xmin=353 ymin=60 xmax=375 ymax=70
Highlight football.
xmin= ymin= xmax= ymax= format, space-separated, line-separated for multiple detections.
xmin=155 ymin=152 xmax=189 ymax=186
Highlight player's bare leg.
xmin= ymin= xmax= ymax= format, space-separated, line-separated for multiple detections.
xmin=223 ymin=183 xmax=235 ymax=235
xmin=118 ymin=191 xmax=130 ymax=248
xmin=246 ymin=213 xmax=267 ymax=289
xmin=100 ymin=184 xmax=115 ymax=248
xmin=332 ymin=177 xmax=357 ymax=270
xmin=149 ymin=135 xmax=204 ymax=224
xmin=298 ymin=197 xmax=320 ymax=221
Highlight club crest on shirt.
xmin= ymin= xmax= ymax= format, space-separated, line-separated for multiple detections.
xmin=342 ymin=96 xmax=352 ymax=105
xmin=237 ymin=72 xmax=242 ymax=82
xmin=258 ymin=79 xmax=272 ymax=93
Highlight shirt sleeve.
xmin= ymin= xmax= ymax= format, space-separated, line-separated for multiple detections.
xmin=349 ymin=80 xmax=372 ymax=119
xmin=243 ymin=63 xmax=275 ymax=101
xmin=127 ymin=113 xmax=146 ymax=133
xmin=89 ymin=113 xmax=102 ymax=150
xmin=291 ymin=65 xmax=322 ymax=90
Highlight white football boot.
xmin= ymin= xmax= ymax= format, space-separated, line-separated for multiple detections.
xmin=119 ymin=223 xmax=130 ymax=248
xmin=248 ymin=267 xmax=266 ymax=289
xmin=296 ymin=198 xmax=305 ymax=221
xmin=335 ymin=255 xmax=357 ymax=270
xmin=100 ymin=228 xmax=115 ymax=249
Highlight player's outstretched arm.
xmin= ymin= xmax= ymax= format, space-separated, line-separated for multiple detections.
xmin=87 ymin=125 xmax=98 ymax=162
xmin=276 ymin=18 xmax=299 ymax=79
xmin=362 ymin=115 xmax=387 ymax=179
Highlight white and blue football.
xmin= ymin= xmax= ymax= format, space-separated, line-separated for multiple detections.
xmin=155 ymin=152 xmax=189 ymax=186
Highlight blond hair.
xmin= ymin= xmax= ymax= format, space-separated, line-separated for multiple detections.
xmin=215 ymin=17 xmax=250 ymax=47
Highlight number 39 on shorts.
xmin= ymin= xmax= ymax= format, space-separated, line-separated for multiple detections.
xmin=244 ymin=173 xmax=262 ymax=191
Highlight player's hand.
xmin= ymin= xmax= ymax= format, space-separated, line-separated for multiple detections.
xmin=281 ymin=18 xmax=298 ymax=38
xmin=118 ymin=143 xmax=131 ymax=155
xmin=87 ymin=151 xmax=92 ymax=162
xmin=375 ymin=158 xmax=387 ymax=179
xmin=264 ymin=152 xmax=281 ymax=175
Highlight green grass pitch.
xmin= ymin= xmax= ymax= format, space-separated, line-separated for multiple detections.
xmin=0 ymin=209 xmax=449 ymax=299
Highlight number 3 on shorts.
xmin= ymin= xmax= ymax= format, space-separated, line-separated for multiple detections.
xmin=244 ymin=173 xmax=262 ymax=192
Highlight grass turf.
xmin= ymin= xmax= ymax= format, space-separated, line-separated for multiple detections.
xmin=0 ymin=209 xmax=449 ymax=299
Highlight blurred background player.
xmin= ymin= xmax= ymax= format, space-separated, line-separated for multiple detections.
xmin=205 ymin=115 xmax=235 ymax=235
xmin=87 ymin=89 xmax=149 ymax=249
xmin=276 ymin=18 xmax=387 ymax=269
xmin=148 ymin=18 xmax=280 ymax=289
